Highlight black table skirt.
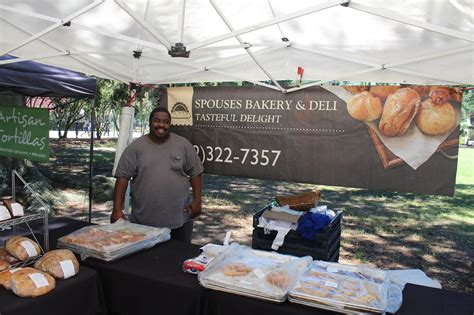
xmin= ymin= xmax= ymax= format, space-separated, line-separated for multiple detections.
xmin=395 ymin=283 xmax=474 ymax=315
xmin=10 ymin=217 xmax=473 ymax=315
xmin=200 ymin=289 xmax=335 ymax=315
xmin=39 ymin=218 xmax=203 ymax=315
xmin=201 ymin=285 xmax=474 ymax=315
xmin=0 ymin=265 xmax=106 ymax=315
xmin=82 ymin=240 xmax=204 ymax=315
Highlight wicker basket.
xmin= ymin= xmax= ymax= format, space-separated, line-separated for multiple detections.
xmin=275 ymin=190 xmax=321 ymax=211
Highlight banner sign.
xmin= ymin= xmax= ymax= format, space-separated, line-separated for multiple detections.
xmin=0 ymin=106 xmax=49 ymax=162
xmin=164 ymin=86 xmax=461 ymax=196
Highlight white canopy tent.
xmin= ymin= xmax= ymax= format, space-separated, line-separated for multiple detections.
xmin=1 ymin=0 xmax=472 ymax=216
xmin=0 ymin=0 xmax=473 ymax=92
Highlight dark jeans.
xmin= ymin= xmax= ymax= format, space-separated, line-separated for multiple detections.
xmin=171 ymin=219 xmax=194 ymax=243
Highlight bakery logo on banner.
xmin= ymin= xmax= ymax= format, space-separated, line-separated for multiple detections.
xmin=167 ymin=87 xmax=194 ymax=126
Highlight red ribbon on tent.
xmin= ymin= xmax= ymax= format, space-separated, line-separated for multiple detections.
xmin=296 ymin=66 xmax=304 ymax=86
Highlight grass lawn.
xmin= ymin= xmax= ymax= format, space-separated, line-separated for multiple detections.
xmin=456 ymin=147 xmax=474 ymax=185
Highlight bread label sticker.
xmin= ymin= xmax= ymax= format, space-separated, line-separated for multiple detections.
xmin=9 ymin=268 xmax=21 ymax=274
xmin=20 ymin=241 xmax=37 ymax=257
xmin=60 ymin=260 xmax=76 ymax=279
xmin=253 ymin=268 xmax=266 ymax=279
xmin=11 ymin=203 xmax=24 ymax=216
xmin=0 ymin=206 xmax=11 ymax=220
xmin=28 ymin=273 xmax=49 ymax=288
xmin=325 ymin=281 xmax=338 ymax=288
xmin=327 ymin=266 xmax=339 ymax=273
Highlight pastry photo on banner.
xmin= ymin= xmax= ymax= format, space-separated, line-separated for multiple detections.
xmin=328 ymin=85 xmax=462 ymax=170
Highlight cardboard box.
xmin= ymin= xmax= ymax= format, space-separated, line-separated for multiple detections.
xmin=261 ymin=209 xmax=301 ymax=224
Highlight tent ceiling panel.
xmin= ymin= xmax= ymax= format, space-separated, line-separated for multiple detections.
xmin=0 ymin=0 xmax=472 ymax=92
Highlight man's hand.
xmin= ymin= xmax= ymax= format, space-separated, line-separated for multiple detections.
xmin=110 ymin=209 xmax=127 ymax=223
xmin=112 ymin=177 xmax=129 ymax=223
xmin=188 ymin=198 xmax=202 ymax=219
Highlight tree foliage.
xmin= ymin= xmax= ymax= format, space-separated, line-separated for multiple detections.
xmin=93 ymin=78 xmax=130 ymax=139
xmin=27 ymin=97 xmax=88 ymax=139
xmin=461 ymin=89 xmax=474 ymax=116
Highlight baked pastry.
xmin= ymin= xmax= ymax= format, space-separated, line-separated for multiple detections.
xmin=61 ymin=227 xmax=146 ymax=252
xmin=415 ymin=99 xmax=456 ymax=135
xmin=0 ymin=246 xmax=19 ymax=264
xmin=0 ymin=260 xmax=10 ymax=271
xmin=0 ymin=267 xmax=22 ymax=289
xmin=5 ymin=236 xmax=41 ymax=261
xmin=347 ymin=92 xmax=382 ymax=122
xmin=449 ymin=87 xmax=463 ymax=102
xmin=411 ymin=86 xmax=430 ymax=99
xmin=265 ymin=271 xmax=290 ymax=289
xmin=343 ymin=86 xmax=369 ymax=95
xmin=221 ymin=263 xmax=252 ymax=276
xmin=429 ymin=86 xmax=451 ymax=105
xmin=10 ymin=267 xmax=56 ymax=297
xmin=369 ymin=86 xmax=400 ymax=100
xmin=379 ymin=88 xmax=421 ymax=136
xmin=34 ymin=249 xmax=80 ymax=279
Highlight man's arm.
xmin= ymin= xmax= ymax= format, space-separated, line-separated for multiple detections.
xmin=111 ymin=177 xmax=129 ymax=223
xmin=188 ymin=174 xmax=202 ymax=218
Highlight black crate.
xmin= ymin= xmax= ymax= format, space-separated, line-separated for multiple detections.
xmin=253 ymin=224 xmax=341 ymax=251
xmin=252 ymin=230 xmax=341 ymax=261
xmin=252 ymin=204 xmax=343 ymax=241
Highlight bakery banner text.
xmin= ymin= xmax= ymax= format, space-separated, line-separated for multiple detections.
xmin=163 ymin=86 xmax=461 ymax=196
xmin=0 ymin=106 xmax=49 ymax=162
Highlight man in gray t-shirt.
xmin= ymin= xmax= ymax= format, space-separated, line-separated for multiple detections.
xmin=111 ymin=107 xmax=204 ymax=242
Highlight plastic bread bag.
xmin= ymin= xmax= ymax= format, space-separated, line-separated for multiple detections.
xmin=309 ymin=260 xmax=387 ymax=284
xmin=199 ymin=243 xmax=290 ymax=298
xmin=290 ymin=260 xmax=391 ymax=313
xmin=385 ymin=280 xmax=403 ymax=314
xmin=200 ymin=244 xmax=225 ymax=257
xmin=57 ymin=220 xmax=171 ymax=254
xmin=199 ymin=243 xmax=311 ymax=300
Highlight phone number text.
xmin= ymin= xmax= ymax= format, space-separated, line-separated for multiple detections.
xmin=193 ymin=146 xmax=281 ymax=167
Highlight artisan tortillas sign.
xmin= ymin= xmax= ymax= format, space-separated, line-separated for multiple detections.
xmin=0 ymin=106 xmax=49 ymax=162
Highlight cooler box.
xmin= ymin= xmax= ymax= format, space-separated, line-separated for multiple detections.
xmin=251 ymin=204 xmax=342 ymax=261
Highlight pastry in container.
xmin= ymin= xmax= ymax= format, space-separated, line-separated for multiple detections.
xmin=198 ymin=243 xmax=311 ymax=302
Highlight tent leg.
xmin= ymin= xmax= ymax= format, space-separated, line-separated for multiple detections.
xmin=88 ymin=96 xmax=96 ymax=223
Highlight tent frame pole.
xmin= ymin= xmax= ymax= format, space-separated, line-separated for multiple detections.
xmin=0 ymin=5 xmax=166 ymax=52
xmin=348 ymin=2 xmax=474 ymax=43
xmin=178 ymin=0 xmax=186 ymax=43
xmin=88 ymin=95 xmax=97 ymax=223
xmin=0 ymin=18 xmax=126 ymax=82
xmin=114 ymin=0 xmax=171 ymax=49
xmin=286 ymin=45 xmax=473 ymax=93
xmin=188 ymin=0 xmax=348 ymax=51
xmin=0 ymin=0 xmax=104 ymax=56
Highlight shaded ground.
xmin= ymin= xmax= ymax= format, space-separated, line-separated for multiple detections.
xmin=6 ymin=138 xmax=472 ymax=294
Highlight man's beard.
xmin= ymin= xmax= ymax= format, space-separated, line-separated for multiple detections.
xmin=150 ymin=128 xmax=170 ymax=141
